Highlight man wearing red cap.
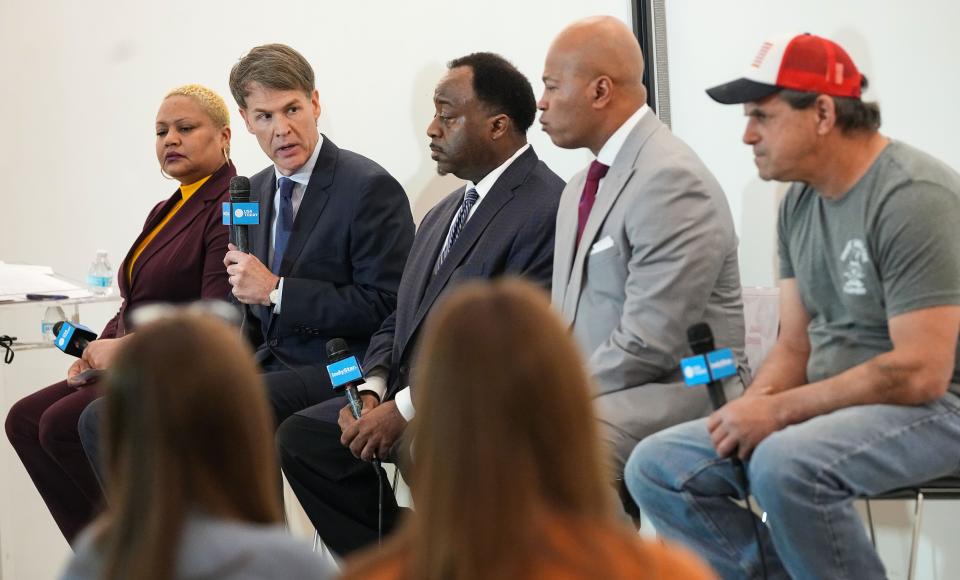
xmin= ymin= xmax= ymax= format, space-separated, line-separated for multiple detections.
xmin=626 ymin=33 xmax=960 ymax=579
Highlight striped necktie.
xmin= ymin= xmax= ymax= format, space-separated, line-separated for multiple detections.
xmin=435 ymin=187 xmax=480 ymax=273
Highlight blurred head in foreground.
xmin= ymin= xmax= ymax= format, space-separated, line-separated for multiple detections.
xmin=95 ymin=312 xmax=281 ymax=580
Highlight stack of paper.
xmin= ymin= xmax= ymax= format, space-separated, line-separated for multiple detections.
xmin=0 ymin=262 xmax=92 ymax=301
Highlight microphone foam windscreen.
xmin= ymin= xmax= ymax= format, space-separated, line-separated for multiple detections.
xmin=687 ymin=322 xmax=716 ymax=354
xmin=229 ymin=176 xmax=251 ymax=201
xmin=326 ymin=338 xmax=349 ymax=359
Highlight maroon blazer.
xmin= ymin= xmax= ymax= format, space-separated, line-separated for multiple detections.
xmin=100 ymin=162 xmax=236 ymax=338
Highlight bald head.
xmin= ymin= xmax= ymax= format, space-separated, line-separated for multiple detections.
xmin=538 ymin=16 xmax=648 ymax=153
xmin=551 ymin=16 xmax=646 ymax=97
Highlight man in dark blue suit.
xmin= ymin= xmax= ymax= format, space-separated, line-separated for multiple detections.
xmin=277 ymin=52 xmax=565 ymax=556
xmin=223 ymin=44 xmax=415 ymax=425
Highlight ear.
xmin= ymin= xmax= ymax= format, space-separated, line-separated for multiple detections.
xmin=238 ymin=108 xmax=254 ymax=134
xmin=489 ymin=113 xmax=510 ymax=140
xmin=311 ymin=89 xmax=322 ymax=121
xmin=590 ymin=76 xmax=614 ymax=109
xmin=814 ymin=94 xmax=837 ymax=135
xmin=220 ymin=126 xmax=232 ymax=149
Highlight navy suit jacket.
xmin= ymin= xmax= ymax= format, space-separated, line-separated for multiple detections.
xmin=363 ymin=146 xmax=564 ymax=399
xmin=245 ymin=136 xmax=415 ymax=368
xmin=103 ymin=161 xmax=235 ymax=338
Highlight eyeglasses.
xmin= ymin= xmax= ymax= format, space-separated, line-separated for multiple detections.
xmin=127 ymin=299 xmax=242 ymax=330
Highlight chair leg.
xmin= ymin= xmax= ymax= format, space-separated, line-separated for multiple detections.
xmin=865 ymin=499 xmax=877 ymax=548
xmin=907 ymin=491 xmax=925 ymax=580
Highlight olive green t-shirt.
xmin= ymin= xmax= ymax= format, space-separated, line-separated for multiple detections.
xmin=778 ymin=141 xmax=960 ymax=392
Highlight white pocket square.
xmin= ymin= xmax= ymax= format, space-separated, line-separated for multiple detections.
xmin=590 ymin=236 xmax=615 ymax=255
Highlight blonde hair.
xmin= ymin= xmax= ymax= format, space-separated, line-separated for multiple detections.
xmin=163 ymin=84 xmax=230 ymax=158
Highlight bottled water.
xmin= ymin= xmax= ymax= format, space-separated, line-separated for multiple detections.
xmin=87 ymin=250 xmax=114 ymax=296
xmin=41 ymin=306 xmax=67 ymax=343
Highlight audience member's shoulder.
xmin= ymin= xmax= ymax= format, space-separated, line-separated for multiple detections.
xmin=179 ymin=515 xmax=332 ymax=579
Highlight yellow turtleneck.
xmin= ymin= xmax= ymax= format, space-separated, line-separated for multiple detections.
xmin=126 ymin=174 xmax=211 ymax=282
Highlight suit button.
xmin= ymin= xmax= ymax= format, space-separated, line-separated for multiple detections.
xmin=269 ymin=338 xmax=279 ymax=347
xmin=399 ymin=365 xmax=408 ymax=374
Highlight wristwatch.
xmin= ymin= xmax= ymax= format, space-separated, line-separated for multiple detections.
xmin=268 ymin=279 xmax=281 ymax=306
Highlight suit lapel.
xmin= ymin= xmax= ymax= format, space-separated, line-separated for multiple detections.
xmin=274 ymin=137 xmax=336 ymax=275
xmin=563 ymin=113 xmax=662 ymax=323
xmin=410 ymin=195 xmax=460 ymax=316
xmin=119 ymin=196 xmax=172 ymax=297
xmin=552 ymin=172 xmax=584 ymax=316
xmin=390 ymin=194 xmax=459 ymax=360
xmin=409 ymin=147 xmax=536 ymax=335
xmin=129 ymin=162 xmax=233 ymax=291
xmin=254 ymin=172 xmax=274 ymax=267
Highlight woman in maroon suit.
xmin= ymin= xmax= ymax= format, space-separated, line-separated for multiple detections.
xmin=5 ymin=84 xmax=236 ymax=544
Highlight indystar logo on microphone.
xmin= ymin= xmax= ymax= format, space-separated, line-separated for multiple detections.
xmin=331 ymin=364 xmax=359 ymax=378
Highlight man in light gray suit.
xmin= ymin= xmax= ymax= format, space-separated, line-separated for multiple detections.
xmin=538 ymin=16 xmax=747 ymax=474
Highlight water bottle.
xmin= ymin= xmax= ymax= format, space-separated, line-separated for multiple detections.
xmin=87 ymin=250 xmax=114 ymax=296
xmin=41 ymin=306 xmax=67 ymax=343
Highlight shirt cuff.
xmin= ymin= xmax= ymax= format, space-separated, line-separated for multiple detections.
xmin=395 ymin=386 xmax=415 ymax=421
xmin=359 ymin=369 xmax=388 ymax=400
xmin=272 ymin=277 xmax=284 ymax=314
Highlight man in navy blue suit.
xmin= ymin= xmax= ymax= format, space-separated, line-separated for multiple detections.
xmin=277 ymin=52 xmax=565 ymax=556
xmin=223 ymin=44 xmax=415 ymax=425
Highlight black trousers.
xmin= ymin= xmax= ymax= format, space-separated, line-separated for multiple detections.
xmin=277 ymin=398 xmax=402 ymax=557
xmin=260 ymin=361 xmax=339 ymax=427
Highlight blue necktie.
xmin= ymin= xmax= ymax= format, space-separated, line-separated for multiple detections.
xmin=271 ymin=177 xmax=295 ymax=274
xmin=435 ymin=187 xmax=480 ymax=273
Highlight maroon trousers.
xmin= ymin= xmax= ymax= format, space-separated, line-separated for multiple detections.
xmin=4 ymin=380 xmax=104 ymax=544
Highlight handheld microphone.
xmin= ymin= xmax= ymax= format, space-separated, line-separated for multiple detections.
xmin=684 ymin=322 xmax=769 ymax=579
xmin=325 ymin=338 xmax=387 ymax=543
xmin=52 ymin=321 xmax=98 ymax=358
xmin=228 ymin=176 xmax=253 ymax=253
xmin=686 ymin=322 xmax=731 ymax=411
xmin=325 ymin=338 xmax=364 ymax=419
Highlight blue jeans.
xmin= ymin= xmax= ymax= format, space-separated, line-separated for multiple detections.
xmin=625 ymin=393 xmax=960 ymax=580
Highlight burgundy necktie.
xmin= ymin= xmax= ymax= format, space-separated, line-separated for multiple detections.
xmin=576 ymin=160 xmax=610 ymax=245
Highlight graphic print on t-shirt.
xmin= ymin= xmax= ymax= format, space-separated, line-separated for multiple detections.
xmin=840 ymin=239 xmax=870 ymax=295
